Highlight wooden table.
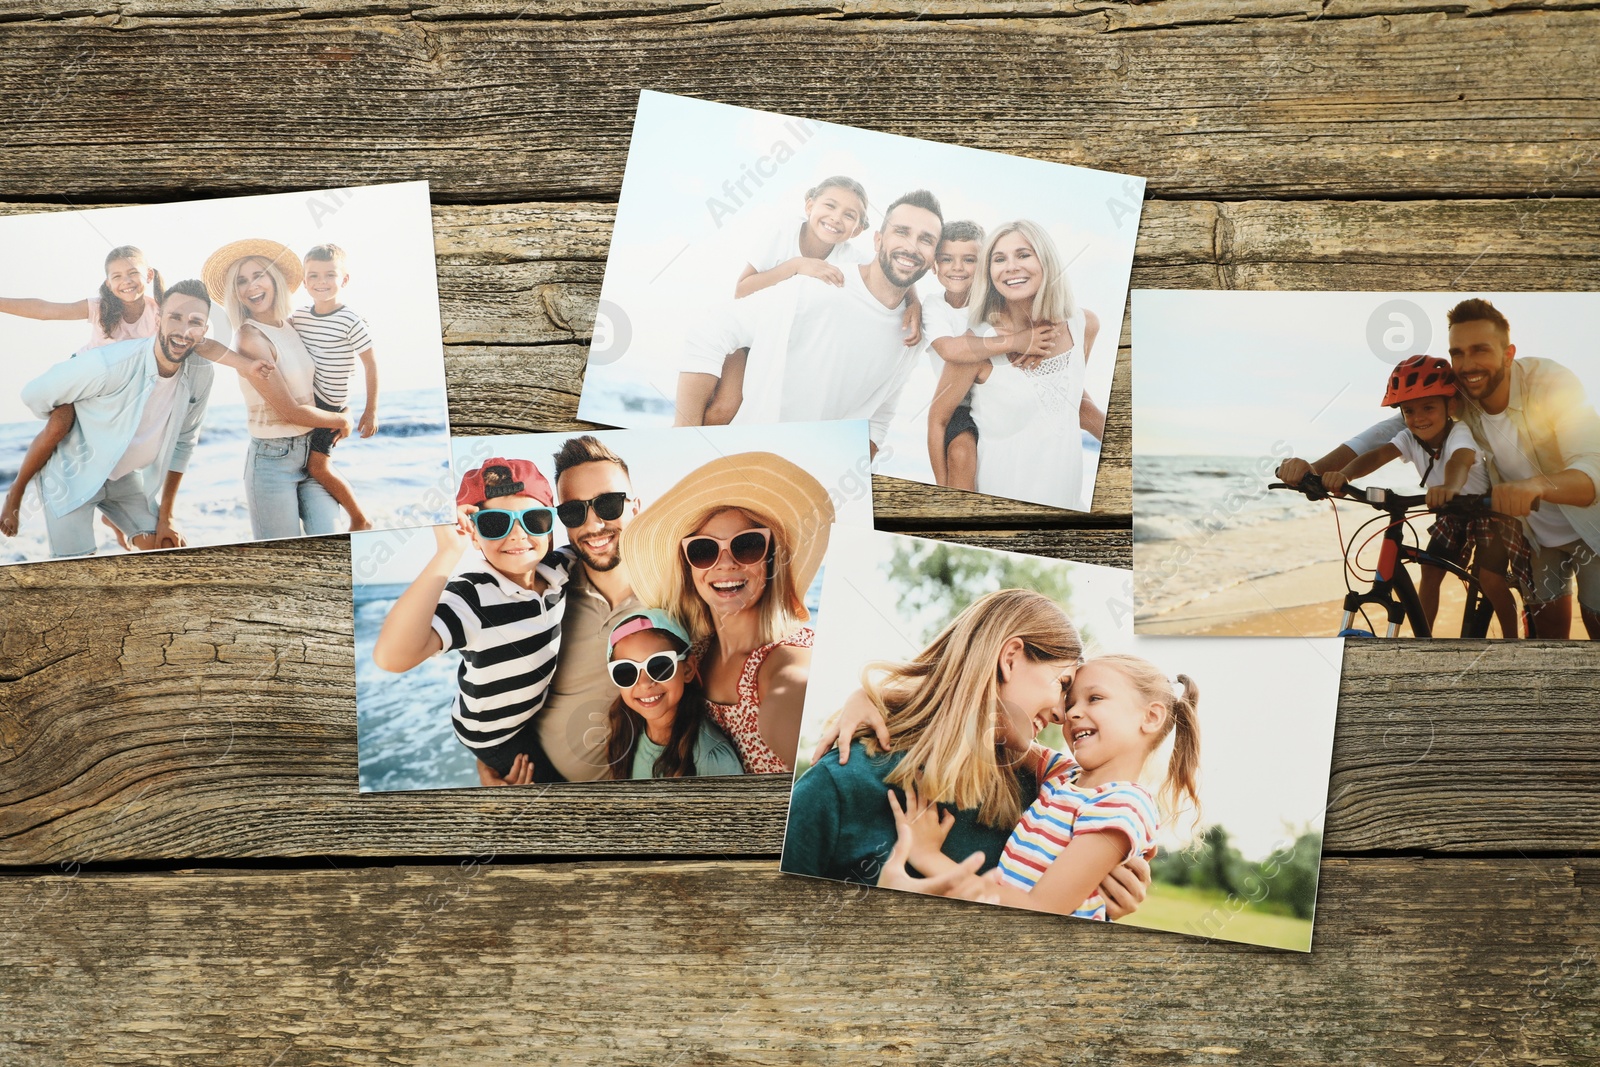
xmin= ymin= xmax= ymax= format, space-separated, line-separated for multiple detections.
xmin=3 ymin=3 xmax=1598 ymax=1063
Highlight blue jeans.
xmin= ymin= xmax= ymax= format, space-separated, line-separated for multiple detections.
xmin=42 ymin=471 xmax=158 ymax=558
xmin=244 ymin=433 xmax=339 ymax=539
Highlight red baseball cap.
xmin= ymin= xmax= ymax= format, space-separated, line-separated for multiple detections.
xmin=456 ymin=457 xmax=554 ymax=508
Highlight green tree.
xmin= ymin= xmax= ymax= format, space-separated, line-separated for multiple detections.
xmin=883 ymin=539 xmax=1081 ymax=644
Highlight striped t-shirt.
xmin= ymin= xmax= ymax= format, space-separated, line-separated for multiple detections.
xmin=430 ymin=550 xmax=572 ymax=754
xmin=289 ymin=304 xmax=373 ymax=407
xmin=996 ymin=748 xmax=1159 ymax=920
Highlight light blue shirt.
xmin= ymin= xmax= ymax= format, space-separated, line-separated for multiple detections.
xmin=20 ymin=336 xmax=215 ymax=518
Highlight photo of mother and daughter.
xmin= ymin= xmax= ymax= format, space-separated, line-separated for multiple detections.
xmin=368 ymin=438 xmax=838 ymax=786
xmin=0 ymin=238 xmax=381 ymax=561
xmin=672 ymin=177 xmax=1104 ymax=512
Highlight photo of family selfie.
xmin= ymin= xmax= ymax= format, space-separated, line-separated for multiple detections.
xmin=350 ymin=421 xmax=873 ymax=792
xmin=782 ymin=526 xmax=1341 ymax=951
xmin=578 ymin=91 xmax=1143 ymax=513
xmin=0 ymin=182 xmax=452 ymax=566
xmin=1133 ymin=290 xmax=1600 ymax=639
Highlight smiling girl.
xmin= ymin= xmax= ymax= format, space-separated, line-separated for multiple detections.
xmin=892 ymin=653 xmax=1199 ymax=920
xmin=603 ymin=609 xmax=744 ymax=779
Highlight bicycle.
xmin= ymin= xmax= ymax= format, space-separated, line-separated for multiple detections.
xmin=1268 ymin=472 xmax=1528 ymax=638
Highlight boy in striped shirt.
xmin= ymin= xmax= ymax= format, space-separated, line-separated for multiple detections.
xmin=372 ymin=457 xmax=573 ymax=788
xmin=291 ymin=244 xmax=379 ymax=531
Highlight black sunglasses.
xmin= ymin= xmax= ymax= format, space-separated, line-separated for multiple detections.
xmin=608 ymin=651 xmax=684 ymax=688
xmin=470 ymin=507 xmax=557 ymax=540
xmin=556 ymin=491 xmax=631 ymax=529
xmin=681 ymin=528 xmax=772 ymax=570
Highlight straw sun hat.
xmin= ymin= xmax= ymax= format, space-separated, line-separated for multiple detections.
xmin=201 ymin=238 xmax=304 ymax=305
xmin=622 ymin=452 xmax=836 ymax=613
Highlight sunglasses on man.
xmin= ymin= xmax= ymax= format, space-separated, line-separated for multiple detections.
xmin=556 ymin=491 xmax=634 ymax=529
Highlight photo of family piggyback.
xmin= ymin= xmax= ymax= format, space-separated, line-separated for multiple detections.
xmin=782 ymin=526 xmax=1341 ymax=951
xmin=578 ymin=91 xmax=1144 ymax=513
xmin=350 ymin=421 xmax=873 ymax=792
xmin=1134 ymin=290 xmax=1600 ymax=640
xmin=0 ymin=182 xmax=453 ymax=566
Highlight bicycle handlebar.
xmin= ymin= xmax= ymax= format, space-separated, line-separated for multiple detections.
xmin=1268 ymin=471 xmax=1538 ymax=515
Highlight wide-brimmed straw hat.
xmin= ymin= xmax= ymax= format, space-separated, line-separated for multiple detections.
xmin=622 ymin=452 xmax=835 ymax=613
xmin=201 ymin=238 xmax=304 ymax=304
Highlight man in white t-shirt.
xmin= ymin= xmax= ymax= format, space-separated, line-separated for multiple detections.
xmin=675 ymin=190 xmax=944 ymax=456
xmin=20 ymin=280 xmax=218 ymax=558
xmin=1278 ymin=299 xmax=1600 ymax=637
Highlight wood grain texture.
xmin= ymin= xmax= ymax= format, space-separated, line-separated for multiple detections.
xmin=1 ymin=858 xmax=1596 ymax=1065
xmin=3 ymin=539 xmax=1597 ymax=863
xmin=0 ymin=6 xmax=1596 ymax=201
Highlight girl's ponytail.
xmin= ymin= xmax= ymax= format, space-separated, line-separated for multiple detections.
xmin=1160 ymin=674 xmax=1202 ymax=824
xmin=149 ymin=266 xmax=165 ymax=308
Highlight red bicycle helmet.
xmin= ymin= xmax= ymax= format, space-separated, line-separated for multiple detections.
xmin=1383 ymin=355 xmax=1456 ymax=407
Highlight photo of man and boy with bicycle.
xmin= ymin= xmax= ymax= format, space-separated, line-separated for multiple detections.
xmin=1132 ymin=291 xmax=1600 ymax=639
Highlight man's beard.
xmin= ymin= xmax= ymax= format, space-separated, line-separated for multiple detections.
xmin=158 ymin=332 xmax=188 ymax=364
xmin=878 ymin=247 xmax=929 ymax=289
xmin=1464 ymin=364 xmax=1508 ymax=402
xmin=571 ymin=533 xmax=623 ymax=572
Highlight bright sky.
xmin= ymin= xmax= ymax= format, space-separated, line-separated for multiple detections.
xmin=351 ymin=420 xmax=874 ymax=586
xmin=0 ymin=181 xmax=444 ymax=425
xmin=801 ymin=525 xmax=1343 ymax=861
xmin=590 ymin=89 xmax=1143 ymax=419
xmin=1134 ymin=290 xmax=1600 ymax=457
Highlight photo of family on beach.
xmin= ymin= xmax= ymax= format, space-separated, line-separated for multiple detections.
xmin=0 ymin=181 xmax=453 ymax=566
xmin=1133 ymin=290 xmax=1600 ymax=640
xmin=351 ymin=420 xmax=874 ymax=792
xmin=578 ymin=91 xmax=1143 ymax=513
xmin=781 ymin=526 xmax=1341 ymax=951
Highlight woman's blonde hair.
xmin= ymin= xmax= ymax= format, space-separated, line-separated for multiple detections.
xmin=1086 ymin=653 xmax=1202 ymax=824
xmin=863 ymin=589 xmax=1081 ymax=829
xmin=970 ymin=219 xmax=1078 ymax=331
xmin=223 ymin=255 xmax=293 ymax=327
xmin=668 ymin=506 xmax=807 ymax=649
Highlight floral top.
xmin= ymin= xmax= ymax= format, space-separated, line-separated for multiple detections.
xmin=700 ymin=626 xmax=814 ymax=774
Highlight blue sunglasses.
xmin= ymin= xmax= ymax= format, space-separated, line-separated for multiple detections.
xmin=470 ymin=507 xmax=557 ymax=540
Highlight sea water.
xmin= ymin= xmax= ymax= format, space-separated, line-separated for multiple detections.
xmin=0 ymin=386 xmax=453 ymax=565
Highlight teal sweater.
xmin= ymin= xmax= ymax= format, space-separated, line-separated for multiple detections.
xmin=781 ymin=741 xmax=1035 ymax=885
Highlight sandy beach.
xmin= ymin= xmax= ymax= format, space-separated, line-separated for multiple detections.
xmin=1134 ymin=505 xmax=1514 ymax=638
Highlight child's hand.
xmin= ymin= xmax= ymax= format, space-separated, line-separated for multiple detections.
xmin=1426 ymin=485 xmax=1460 ymax=509
xmin=877 ymin=820 xmax=994 ymax=902
xmin=477 ymin=754 xmax=535 ymax=787
xmin=792 ymin=258 xmax=846 ymax=287
xmin=358 ymin=409 xmax=379 ymax=438
xmin=248 ymin=358 xmax=276 ymax=383
xmin=901 ymin=300 xmax=923 ymax=348
xmin=1320 ymin=470 xmax=1349 ymax=493
xmin=433 ymin=515 xmax=473 ymax=561
xmin=0 ymin=501 xmax=18 ymax=537
xmin=888 ymin=783 xmax=954 ymax=871
xmin=1004 ymin=321 xmax=1060 ymax=368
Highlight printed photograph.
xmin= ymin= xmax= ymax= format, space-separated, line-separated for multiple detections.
xmin=351 ymin=420 xmax=874 ymax=792
xmin=0 ymin=181 xmax=452 ymax=565
xmin=578 ymin=90 xmax=1144 ymax=512
xmin=1133 ymin=290 xmax=1600 ymax=639
xmin=780 ymin=526 xmax=1342 ymax=951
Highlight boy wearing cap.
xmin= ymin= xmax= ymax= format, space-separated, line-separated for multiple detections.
xmin=372 ymin=456 xmax=573 ymax=786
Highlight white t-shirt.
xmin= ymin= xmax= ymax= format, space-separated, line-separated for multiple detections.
xmin=1390 ymin=420 xmax=1489 ymax=494
xmin=744 ymin=218 xmax=867 ymax=278
xmin=109 ymin=367 xmax=182 ymax=481
xmin=922 ymin=289 xmax=976 ymax=372
xmin=682 ymin=266 xmax=936 ymax=445
xmin=1478 ymin=408 xmax=1581 ymax=548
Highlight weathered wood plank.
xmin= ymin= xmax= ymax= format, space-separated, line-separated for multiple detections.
xmin=0 ymin=857 xmax=1595 ymax=1065
xmin=0 ymin=10 xmax=1596 ymax=200
xmin=2 ymin=540 xmax=1597 ymax=863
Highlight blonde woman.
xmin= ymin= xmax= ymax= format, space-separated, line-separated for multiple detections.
xmin=622 ymin=452 xmax=833 ymax=773
xmin=202 ymin=239 xmax=351 ymax=540
xmin=926 ymin=220 xmax=1101 ymax=510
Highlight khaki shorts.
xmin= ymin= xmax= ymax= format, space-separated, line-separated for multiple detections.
xmin=1527 ymin=539 xmax=1600 ymax=613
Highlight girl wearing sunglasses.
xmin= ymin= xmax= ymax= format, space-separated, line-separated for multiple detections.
xmin=623 ymin=452 xmax=835 ymax=775
xmin=602 ymin=610 xmax=743 ymax=779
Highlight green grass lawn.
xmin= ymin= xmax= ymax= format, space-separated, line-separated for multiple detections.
xmin=1114 ymin=880 xmax=1314 ymax=952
